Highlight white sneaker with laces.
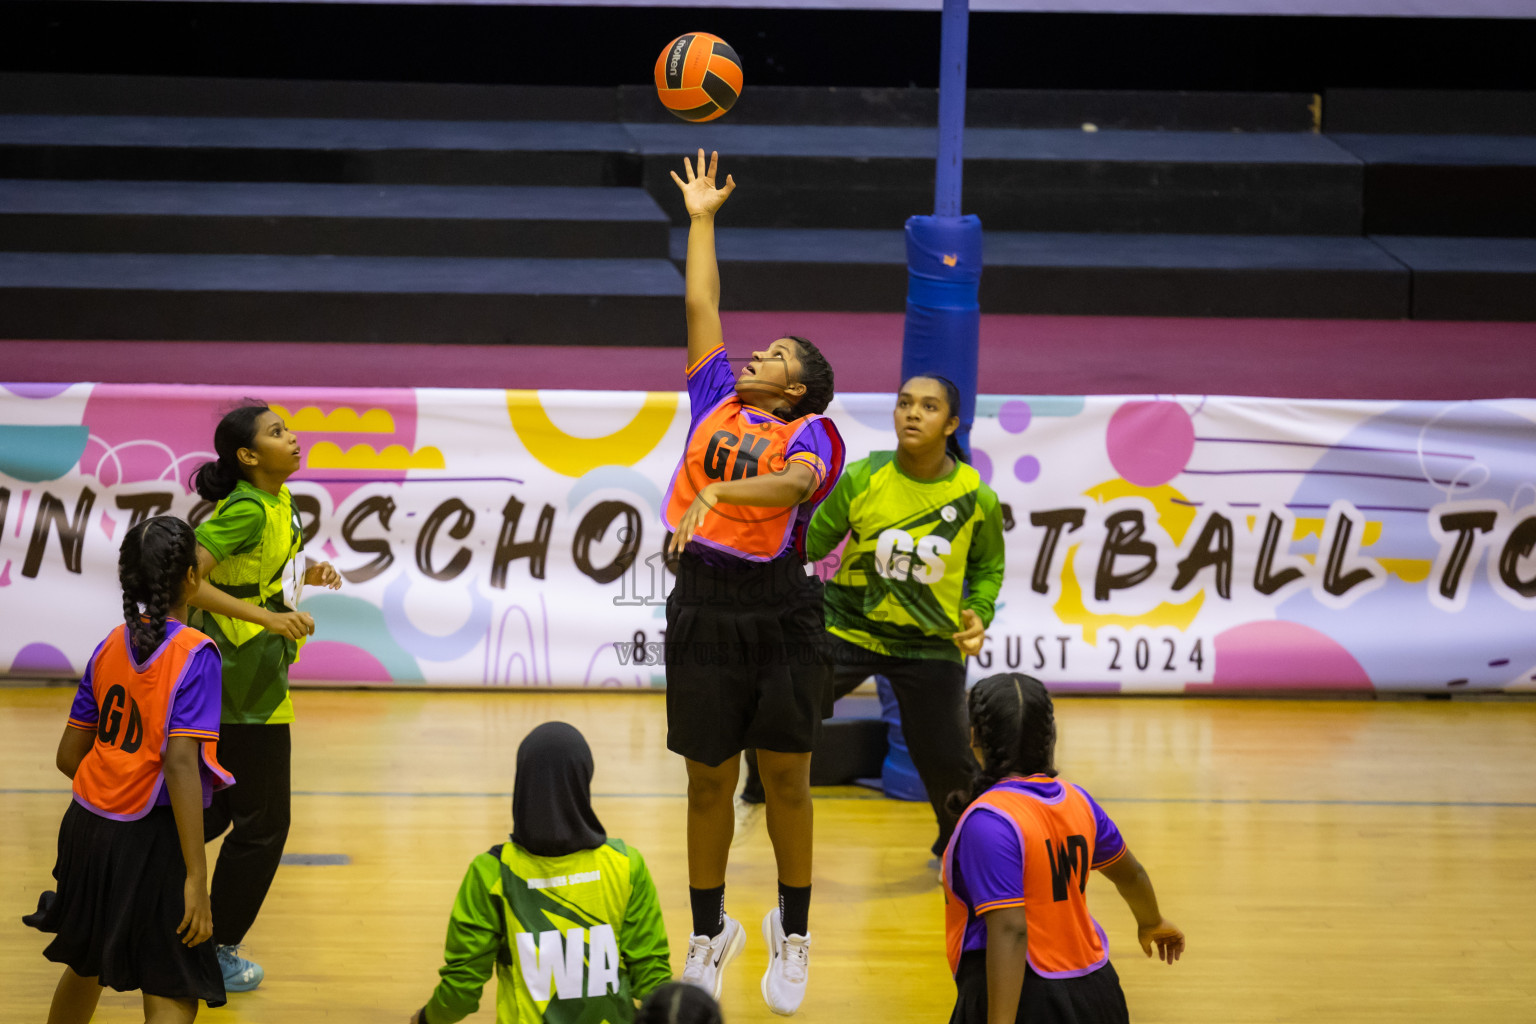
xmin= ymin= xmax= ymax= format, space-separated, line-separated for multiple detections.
xmin=761 ymin=907 xmax=811 ymax=1016
xmin=732 ymin=797 xmax=765 ymax=847
xmin=679 ymin=913 xmax=745 ymax=999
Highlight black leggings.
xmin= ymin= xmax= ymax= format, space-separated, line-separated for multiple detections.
xmin=742 ymin=636 xmax=976 ymax=855
xmin=204 ymin=723 xmax=291 ymax=948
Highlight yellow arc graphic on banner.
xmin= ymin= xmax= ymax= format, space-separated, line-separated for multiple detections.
xmin=506 ymin=390 xmax=679 ymax=478
xmin=1054 ymin=479 xmax=1203 ymax=645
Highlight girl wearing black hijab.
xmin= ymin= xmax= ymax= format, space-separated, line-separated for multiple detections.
xmin=410 ymin=723 xmax=672 ymax=1024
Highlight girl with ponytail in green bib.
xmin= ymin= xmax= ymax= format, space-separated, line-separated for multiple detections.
xmin=740 ymin=375 xmax=1006 ymax=860
xmin=185 ymin=403 xmax=341 ymax=992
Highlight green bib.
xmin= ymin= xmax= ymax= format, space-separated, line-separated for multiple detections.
xmin=197 ymin=484 xmax=304 ymax=724
xmin=488 ymin=840 xmax=645 ymax=1024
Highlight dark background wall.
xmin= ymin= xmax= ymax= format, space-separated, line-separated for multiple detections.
xmin=3 ymin=2 xmax=1536 ymax=92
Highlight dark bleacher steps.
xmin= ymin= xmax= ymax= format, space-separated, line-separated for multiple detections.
xmin=0 ymin=253 xmax=681 ymax=344
xmin=632 ymin=123 xmax=1362 ymax=234
xmin=682 ymin=228 xmax=1409 ymax=319
xmin=0 ymin=116 xmax=1361 ymax=234
xmin=1372 ymin=237 xmax=1536 ymax=321
xmin=0 ymin=77 xmax=1531 ymax=341
xmin=0 ymin=115 xmax=640 ymax=186
xmin=0 ymin=180 xmax=668 ymax=257
xmin=1330 ymin=134 xmax=1536 ymax=238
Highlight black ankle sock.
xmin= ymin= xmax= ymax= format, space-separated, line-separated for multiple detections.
xmin=690 ymin=885 xmax=725 ymax=938
xmin=778 ymin=882 xmax=811 ymax=937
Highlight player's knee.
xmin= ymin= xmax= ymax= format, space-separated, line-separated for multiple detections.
xmin=758 ymin=759 xmax=811 ymax=804
xmin=686 ymin=761 xmax=737 ymax=806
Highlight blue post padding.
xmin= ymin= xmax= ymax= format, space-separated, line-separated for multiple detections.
xmin=901 ymin=213 xmax=982 ymax=459
xmin=876 ymin=675 xmax=927 ymax=803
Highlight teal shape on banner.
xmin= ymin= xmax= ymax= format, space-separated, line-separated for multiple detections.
xmin=566 ymin=465 xmax=664 ymax=518
xmin=0 ymin=425 xmax=89 ymax=482
xmin=975 ymin=396 xmax=1087 ymax=419
xmin=299 ymin=593 xmax=423 ymax=682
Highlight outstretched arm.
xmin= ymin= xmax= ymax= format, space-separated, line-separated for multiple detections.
xmin=1098 ymin=847 xmax=1185 ymax=964
xmin=671 ymin=149 xmax=736 ymax=368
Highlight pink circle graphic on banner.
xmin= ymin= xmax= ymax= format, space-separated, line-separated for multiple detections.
xmin=1191 ymin=620 xmax=1373 ymax=692
xmin=1105 ymin=401 xmax=1195 ymax=486
xmin=293 ymin=642 xmax=395 ymax=683
xmin=998 ymin=400 xmax=1032 ymax=434
xmin=1014 ymin=455 xmax=1040 ymax=483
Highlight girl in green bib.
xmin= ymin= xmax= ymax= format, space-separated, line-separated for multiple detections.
xmin=186 ymin=403 xmax=341 ymax=992
xmin=409 ymin=722 xmax=671 ymax=1024
xmin=740 ymin=375 xmax=1006 ymax=860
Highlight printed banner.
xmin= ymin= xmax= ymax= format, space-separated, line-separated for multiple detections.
xmin=2 ymin=382 xmax=1534 ymax=694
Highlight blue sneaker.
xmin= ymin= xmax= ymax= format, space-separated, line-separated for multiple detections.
xmin=217 ymin=944 xmax=264 ymax=992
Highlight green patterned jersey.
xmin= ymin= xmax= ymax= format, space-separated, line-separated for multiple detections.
xmin=807 ymin=452 xmax=1006 ymax=662
xmin=424 ymin=838 xmax=670 ymax=1024
xmin=192 ymin=480 xmax=304 ymax=725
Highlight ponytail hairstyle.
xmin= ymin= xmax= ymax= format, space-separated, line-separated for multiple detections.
xmin=191 ymin=402 xmax=270 ymax=502
xmin=783 ymin=335 xmax=835 ymax=418
xmin=946 ymin=672 xmax=1057 ymax=817
xmin=635 ymin=983 xmax=724 ymax=1024
xmin=119 ymin=515 xmax=199 ymax=663
xmin=908 ymin=374 xmax=967 ymax=465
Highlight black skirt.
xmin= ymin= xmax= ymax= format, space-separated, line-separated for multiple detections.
xmin=950 ymin=948 xmax=1128 ymax=1024
xmin=665 ymin=549 xmax=833 ymax=766
xmin=23 ymin=800 xmax=227 ymax=1007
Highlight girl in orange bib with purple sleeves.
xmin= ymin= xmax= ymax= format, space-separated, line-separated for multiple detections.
xmin=942 ymin=674 xmax=1185 ymax=1024
xmin=664 ymin=150 xmax=845 ymax=1017
xmin=25 ymin=516 xmax=233 ymax=1023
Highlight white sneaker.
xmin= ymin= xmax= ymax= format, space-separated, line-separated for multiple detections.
xmin=732 ymin=797 xmax=765 ymax=847
xmin=679 ymin=913 xmax=745 ymax=999
xmin=761 ymin=908 xmax=811 ymax=1016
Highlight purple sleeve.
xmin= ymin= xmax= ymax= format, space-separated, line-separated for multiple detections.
xmin=784 ymin=417 xmax=839 ymax=492
xmin=67 ymin=641 xmax=105 ymax=728
xmin=1077 ymin=785 xmax=1126 ymax=867
xmin=686 ymin=347 xmax=736 ymax=430
xmin=167 ymin=643 xmax=223 ymax=740
xmin=953 ymin=807 xmax=1026 ymax=912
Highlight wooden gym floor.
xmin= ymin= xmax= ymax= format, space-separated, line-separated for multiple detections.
xmin=4 ymin=686 xmax=1534 ymax=1023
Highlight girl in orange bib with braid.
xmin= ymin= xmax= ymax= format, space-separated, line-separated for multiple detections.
xmin=942 ymin=673 xmax=1185 ymax=1024
xmin=25 ymin=516 xmax=233 ymax=1023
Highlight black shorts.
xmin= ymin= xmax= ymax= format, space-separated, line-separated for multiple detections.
xmin=664 ymin=550 xmax=832 ymax=767
xmin=950 ymin=949 xmax=1128 ymax=1024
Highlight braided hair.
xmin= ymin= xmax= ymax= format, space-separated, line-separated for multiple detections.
xmin=191 ymin=402 xmax=270 ymax=502
xmin=119 ymin=515 xmax=199 ymax=663
xmin=946 ymin=672 xmax=1057 ymax=817
xmin=906 ymin=374 xmax=967 ymax=464
xmin=635 ymin=983 xmax=723 ymax=1024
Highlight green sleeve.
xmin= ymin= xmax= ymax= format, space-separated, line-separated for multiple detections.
xmin=194 ymin=498 xmax=265 ymax=563
xmin=424 ymin=853 xmax=502 ymax=1024
xmin=805 ymin=458 xmax=866 ymax=563
xmin=962 ymin=487 xmax=1007 ymax=628
xmin=619 ymin=847 xmax=672 ymax=1000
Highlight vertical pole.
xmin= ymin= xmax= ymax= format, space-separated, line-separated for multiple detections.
xmin=902 ymin=0 xmax=980 ymax=461
xmin=935 ymin=0 xmax=970 ymax=218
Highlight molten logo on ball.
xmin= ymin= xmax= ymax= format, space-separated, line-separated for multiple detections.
xmin=654 ymin=32 xmax=743 ymax=123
